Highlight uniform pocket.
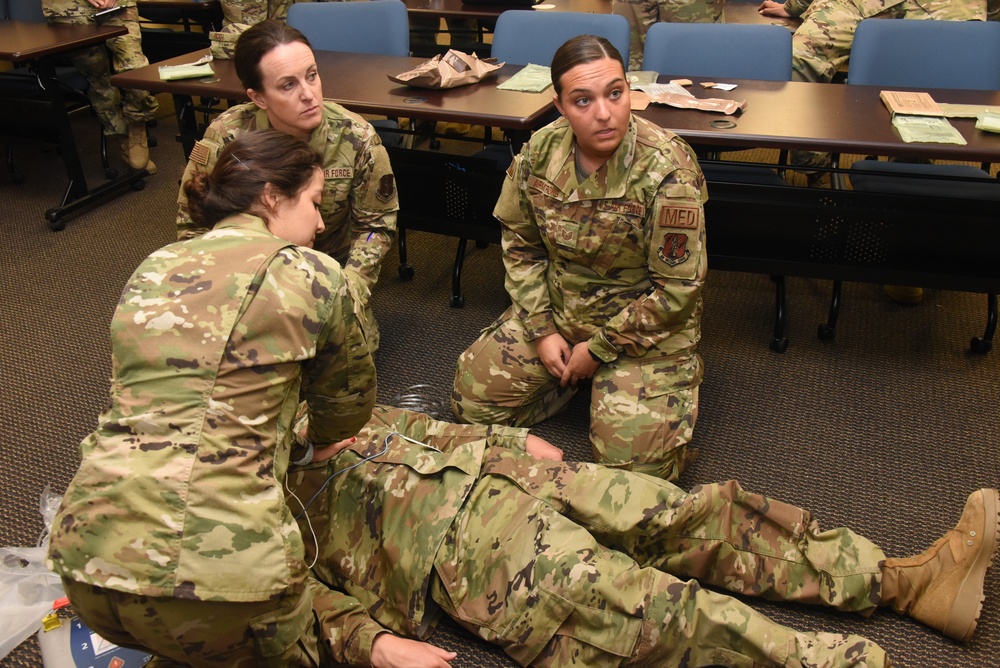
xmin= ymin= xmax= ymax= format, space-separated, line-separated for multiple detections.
xmin=640 ymin=353 xmax=703 ymax=397
xmin=248 ymin=592 xmax=320 ymax=666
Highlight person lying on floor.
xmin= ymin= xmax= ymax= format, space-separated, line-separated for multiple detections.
xmin=289 ymin=404 xmax=998 ymax=668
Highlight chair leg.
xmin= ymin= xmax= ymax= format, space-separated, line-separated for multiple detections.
xmin=769 ymin=274 xmax=788 ymax=353
xmin=6 ymin=145 xmax=24 ymax=184
xmin=101 ymin=133 xmax=118 ymax=180
xmin=450 ymin=238 xmax=468 ymax=308
xmin=398 ymin=227 xmax=414 ymax=280
xmin=817 ymin=280 xmax=842 ymax=341
xmin=970 ymin=293 xmax=996 ymax=354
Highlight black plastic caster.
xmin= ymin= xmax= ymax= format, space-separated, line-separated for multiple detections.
xmin=49 ymin=219 xmax=66 ymax=232
xmin=970 ymin=337 xmax=992 ymax=354
xmin=769 ymin=337 xmax=788 ymax=354
xmin=450 ymin=294 xmax=465 ymax=308
xmin=105 ymin=167 xmax=119 ymax=180
xmin=399 ymin=264 xmax=414 ymax=280
xmin=132 ymin=179 xmax=146 ymax=191
xmin=817 ymin=324 xmax=836 ymax=340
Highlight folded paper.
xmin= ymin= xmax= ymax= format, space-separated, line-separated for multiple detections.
xmin=389 ymin=50 xmax=503 ymax=89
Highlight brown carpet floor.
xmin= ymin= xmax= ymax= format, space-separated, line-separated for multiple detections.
xmin=1 ymin=99 xmax=998 ymax=668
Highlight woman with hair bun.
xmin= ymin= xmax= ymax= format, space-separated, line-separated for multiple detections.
xmin=453 ymin=35 xmax=708 ymax=483
xmin=46 ymin=130 xmax=454 ymax=667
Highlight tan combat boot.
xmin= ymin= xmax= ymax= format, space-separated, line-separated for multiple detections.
xmin=880 ymin=488 xmax=999 ymax=642
xmin=119 ymin=121 xmax=156 ymax=175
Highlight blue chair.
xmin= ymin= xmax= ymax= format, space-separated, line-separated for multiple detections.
xmin=643 ymin=22 xmax=795 ymax=350
xmin=642 ymin=22 xmax=792 ymax=81
xmin=286 ymin=0 xmax=410 ymax=56
xmin=287 ymin=0 xmax=410 ymax=148
xmin=847 ymin=18 xmax=1000 ymax=193
xmin=490 ymin=10 xmax=631 ymax=68
xmin=835 ymin=19 xmax=1000 ymax=350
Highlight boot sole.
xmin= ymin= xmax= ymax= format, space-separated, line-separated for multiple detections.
xmin=945 ymin=488 xmax=1000 ymax=641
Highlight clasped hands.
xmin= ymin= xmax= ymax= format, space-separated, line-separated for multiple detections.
xmin=536 ymin=331 xmax=599 ymax=389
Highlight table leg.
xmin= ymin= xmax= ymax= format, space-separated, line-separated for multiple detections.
xmin=35 ymin=60 xmax=148 ymax=230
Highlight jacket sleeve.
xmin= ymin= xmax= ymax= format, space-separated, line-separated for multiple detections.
xmin=784 ymin=0 xmax=812 ymax=17
xmin=175 ymin=123 xmax=227 ymax=241
xmin=362 ymin=406 xmax=530 ymax=453
xmin=587 ymin=143 xmax=708 ymax=361
xmin=345 ymin=135 xmax=398 ymax=299
xmin=496 ymin=153 xmax=560 ymax=341
xmin=301 ymin=253 xmax=378 ymax=444
xmin=308 ymin=579 xmax=391 ymax=666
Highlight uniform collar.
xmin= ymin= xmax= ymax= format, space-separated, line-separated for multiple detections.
xmin=251 ymin=103 xmax=331 ymax=156
xmin=543 ymin=115 xmax=636 ymax=201
xmin=212 ymin=212 xmax=276 ymax=237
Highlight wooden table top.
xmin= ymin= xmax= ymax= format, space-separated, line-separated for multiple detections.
xmin=636 ymin=76 xmax=1000 ymax=162
xmin=112 ymin=48 xmax=557 ymax=130
xmin=0 ymin=21 xmax=127 ymax=62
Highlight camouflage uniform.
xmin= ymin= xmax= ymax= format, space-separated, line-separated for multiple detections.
xmin=177 ymin=101 xmax=398 ymax=350
xmin=785 ymin=0 xmax=988 ymax=83
xmin=452 ymin=115 xmax=707 ymax=481
xmin=220 ymin=0 xmax=294 ymax=27
xmin=613 ymin=0 xmax=725 ymax=71
xmin=47 ymin=215 xmax=378 ymax=666
xmin=290 ymin=405 xmax=892 ymax=667
xmin=41 ymin=0 xmax=158 ymax=136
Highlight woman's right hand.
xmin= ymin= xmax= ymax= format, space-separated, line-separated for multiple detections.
xmin=371 ymin=634 xmax=457 ymax=667
xmin=536 ymin=332 xmax=572 ymax=381
xmin=758 ymin=0 xmax=791 ymax=17
xmin=312 ymin=436 xmax=357 ymax=462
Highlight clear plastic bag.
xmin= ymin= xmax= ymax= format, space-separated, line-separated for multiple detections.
xmin=0 ymin=485 xmax=66 ymax=659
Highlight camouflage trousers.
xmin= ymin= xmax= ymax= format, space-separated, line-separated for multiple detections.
xmin=612 ymin=0 xmax=725 ymax=71
xmin=42 ymin=6 xmax=159 ymax=136
xmin=452 ymin=307 xmax=701 ymax=480
xmin=60 ymin=577 xmax=347 ymax=667
xmin=431 ymin=448 xmax=889 ymax=667
xmin=791 ymin=0 xmax=933 ymax=83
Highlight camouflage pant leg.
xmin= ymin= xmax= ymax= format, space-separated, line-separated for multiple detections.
xmin=480 ymin=450 xmax=886 ymax=613
xmin=431 ymin=457 xmax=889 ymax=667
xmin=612 ymin=0 xmax=723 ymax=71
xmin=451 ymin=306 xmax=577 ymax=427
xmin=61 ymin=578 xmax=326 ymax=667
xmin=589 ymin=352 xmax=700 ymax=481
xmin=44 ymin=14 xmax=126 ymax=136
xmin=791 ymin=0 xmax=866 ymax=83
xmin=101 ymin=7 xmax=159 ymax=124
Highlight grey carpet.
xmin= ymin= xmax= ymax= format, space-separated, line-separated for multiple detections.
xmin=1 ymin=103 xmax=998 ymax=668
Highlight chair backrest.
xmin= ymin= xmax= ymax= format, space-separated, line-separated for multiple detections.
xmin=490 ymin=10 xmax=631 ymax=68
xmin=641 ymin=23 xmax=792 ymax=81
xmin=286 ymin=0 xmax=409 ymax=57
xmin=848 ymin=18 xmax=1000 ymax=90
xmin=8 ymin=0 xmax=46 ymax=23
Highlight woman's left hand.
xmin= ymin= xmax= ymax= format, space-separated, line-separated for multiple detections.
xmin=560 ymin=342 xmax=600 ymax=386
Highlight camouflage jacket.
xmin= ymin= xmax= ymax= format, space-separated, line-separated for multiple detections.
xmin=47 ymin=215 xmax=377 ymax=603
xmin=42 ymin=0 xmax=137 ymax=18
xmin=785 ymin=0 xmax=986 ymax=20
xmin=176 ymin=101 xmax=399 ymax=298
xmin=290 ymin=406 xmax=529 ymax=664
xmin=496 ymin=115 xmax=708 ymax=363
